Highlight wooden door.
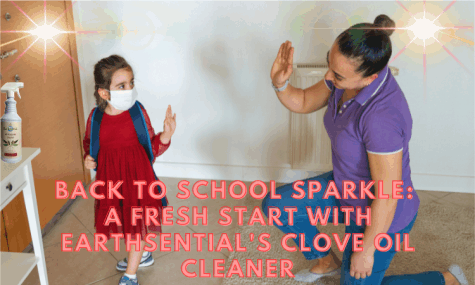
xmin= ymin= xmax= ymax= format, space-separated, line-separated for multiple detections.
xmin=1 ymin=0 xmax=90 ymax=252
xmin=1 ymin=213 xmax=8 ymax=251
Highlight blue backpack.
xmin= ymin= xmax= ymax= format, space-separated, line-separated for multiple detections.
xmin=89 ymin=101 xmax=168 ymax=207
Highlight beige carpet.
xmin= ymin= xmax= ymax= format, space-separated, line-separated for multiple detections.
xmin=222 ymin=195 xmax=474 ymax=285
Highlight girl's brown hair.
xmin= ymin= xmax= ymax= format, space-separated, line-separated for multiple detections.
xmin=93 ymin=55 xmax=133 ymax=112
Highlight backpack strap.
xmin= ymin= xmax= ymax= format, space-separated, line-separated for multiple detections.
xmin=90 ymin=107 xmax=103 ymax=172
xmin=129 ymin=101 xmax=168 ymax=207
xmin=129 ymin=101 xmax=154 ymax=163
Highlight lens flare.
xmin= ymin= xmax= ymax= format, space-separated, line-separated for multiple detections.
xmin=1 ymin=0 xmax=100 ymax=82
xmin=408 ymin=17 xmax=441 ymax=40
xmin=30 ymin=24 xmax=60 ymax=40
xmin=309 ymin=0 xmax=472 ymax=99
xmin=1 ymin=0 xmax=473 ymax=89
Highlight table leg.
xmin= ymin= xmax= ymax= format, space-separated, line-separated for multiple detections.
xmin=22 ymin=163 xmax=49 ymax=285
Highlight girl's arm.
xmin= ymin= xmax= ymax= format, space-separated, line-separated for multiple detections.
xmin=140 ymin=105 xmax=171 ymax=162
xmin=83 ymin=109 xmax=94 ymax=160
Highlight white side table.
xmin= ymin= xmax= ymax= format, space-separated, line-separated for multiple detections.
xmin=1 ymin=148 xmax=48 ymax=285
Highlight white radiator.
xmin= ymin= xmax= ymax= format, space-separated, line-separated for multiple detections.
xmin=289 ymin=64 xmax=333 ymax=171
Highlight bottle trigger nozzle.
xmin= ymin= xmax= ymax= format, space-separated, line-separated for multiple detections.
xmin=1 ymin=82 xmax=24 ymax=99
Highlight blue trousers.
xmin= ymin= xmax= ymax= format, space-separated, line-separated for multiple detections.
xmin=261 ymin=171 xmax=445 ymax=285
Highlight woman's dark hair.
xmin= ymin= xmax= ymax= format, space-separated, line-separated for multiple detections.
xmin=336 ymin=14 xmax=395 ymax=78
xmin=93 ymin=55 xmax=133 ymax=112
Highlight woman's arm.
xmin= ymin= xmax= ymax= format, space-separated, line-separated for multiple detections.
xmin=349 ymin=150 xmax=402 ymax=279
xmin=274 ymin=79 xmax=332 ymax=114
xmin=270 ymin=41 xmax=332 ymax=114
xmin=351 ymin=106 xmax=405 ymax=279
xmin=362 ymin=150 xmax=402 ymax=253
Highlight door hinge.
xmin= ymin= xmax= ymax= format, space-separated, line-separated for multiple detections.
xmin=0 ymin=50 xmax=18 ymax=60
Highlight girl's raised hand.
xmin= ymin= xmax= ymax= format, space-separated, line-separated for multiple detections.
xmin=163 ymin=105 xmax=176 ymax=137
xmin=270 ymin=41 xmax=294 ymax=88
xmin=84 ymin=155 xmax=97 ymax=170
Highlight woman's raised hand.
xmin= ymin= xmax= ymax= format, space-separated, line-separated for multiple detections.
xmin=270 ymin=41 xmax=294 ymax=88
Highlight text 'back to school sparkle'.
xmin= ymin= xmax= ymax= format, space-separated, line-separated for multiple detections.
xmin=56 ymin=178 xmax=411 ymax=201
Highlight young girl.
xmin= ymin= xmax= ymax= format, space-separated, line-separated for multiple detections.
xmin=82 ymin=55 xmax=176 ymax=285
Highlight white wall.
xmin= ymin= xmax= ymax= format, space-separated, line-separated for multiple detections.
xmin=73 ymin=1 xmax=474 ymax=193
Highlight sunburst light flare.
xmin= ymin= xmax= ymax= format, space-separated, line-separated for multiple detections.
xmin=1 ymin=0 xmax=108 ymax=82
xmin=396 ymin=0 xmax=473 ymax=99
xmin=30 ymin=24 xmax=61 ymax=40
xmin=309 ymin=0 xmax=472 ymax=94
xmin=2 ymin=0 xmax=473 ymax=91
xmin=408 ymin=17 xmax=442 ymax=41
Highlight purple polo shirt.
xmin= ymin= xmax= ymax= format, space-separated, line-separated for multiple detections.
xmin=323 ymin=65 xmax=420 ymax=233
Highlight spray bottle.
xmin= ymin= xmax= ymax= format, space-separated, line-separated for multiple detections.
xmin=1 ymin=82 xmax=23 ymax=163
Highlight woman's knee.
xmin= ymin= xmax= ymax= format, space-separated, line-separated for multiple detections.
xmin=261 ymin=180 xmax=309 ymax=216
xmin=261 ymin=185 xmax=289 ymax=218
xmin=261 ymin=192 xmax=274 ymax=218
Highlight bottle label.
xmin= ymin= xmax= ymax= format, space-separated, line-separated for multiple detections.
xmin=2 ymin=121 xmax=21 ymax=158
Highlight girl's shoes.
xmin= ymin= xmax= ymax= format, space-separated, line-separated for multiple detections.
xmin=116 ymin=251 xmax=154 ymax=271
xmin=118 ymin=275 xmax=139 ymax=285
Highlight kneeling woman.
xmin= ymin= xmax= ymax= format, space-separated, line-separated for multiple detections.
xmin=263 ymin=14 xmax=468 ymax=285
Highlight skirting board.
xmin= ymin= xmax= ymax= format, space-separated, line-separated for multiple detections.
xmin=147 ymin=162 xmax=474 ymax=194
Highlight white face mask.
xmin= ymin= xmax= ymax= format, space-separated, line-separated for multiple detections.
xmin=106 ymin=88 xmax=138 ymax=110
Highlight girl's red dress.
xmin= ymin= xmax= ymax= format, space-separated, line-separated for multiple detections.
xmin=83 ymin=105 xmax=170 ymax=240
